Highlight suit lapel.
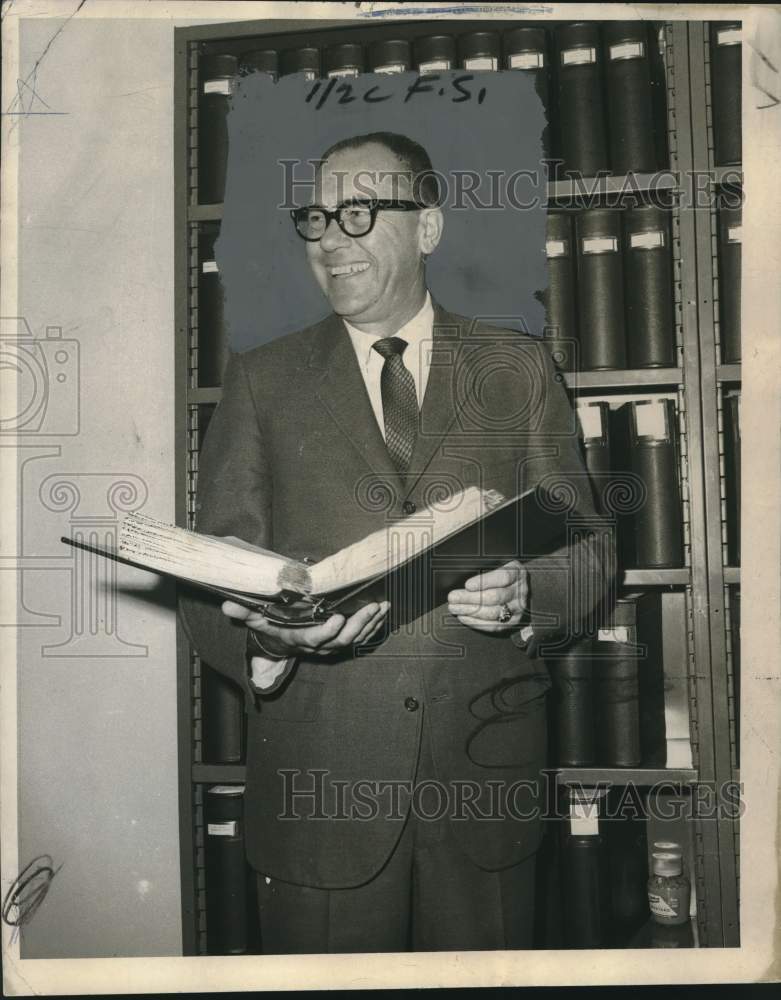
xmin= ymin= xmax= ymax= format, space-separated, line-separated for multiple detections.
xmin=405 ymin=302 xmax=469 ymax=496
xmin=311 ymin=313 xmax=399 ymax=479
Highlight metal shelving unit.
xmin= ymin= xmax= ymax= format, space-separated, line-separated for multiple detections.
xmin=174 ymin=15 xmax=741 ymax=954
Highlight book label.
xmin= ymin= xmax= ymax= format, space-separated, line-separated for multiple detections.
xmin=582 ymin=236 xmax=618 ymax=255
xmin=598 ymin=626 xmax=630 ymax=644
xmin=717 ymin=27 xmax=741 ymax=46
xmin=562 ymin=46 xmax=597 ymax=66
xmin=203 ymin=79 xmax=233 ymax=95
xmin=464 ymin=57 xmax=498 ymax=70
xmin=374 ymin=64 xmax=407 ymax=74
xmin=630 ymin=230 xmax=665 ymax=250
xmin=201 ymin=260 xmax=218 ymax=274
xmin=327 ymin=68 xmax=360 ymax=78
xmin=418 ymin=60 xmax=452 ymax=73
xmin=569 ymin=798 xmax=599 ymax=835
xmin=577 ymin=402 xmax=605 ymax=440
xmin=609 ymin=41 xmax=646 ymax=61
xmin=545 ymin=238 xmax=569 ymax=258
xmin=634 ymin=400 xmax=670 ymax=440
xmin=207 ymin=821 xmax=238 ymax=836
xmin=509 ymin=51 xmax=544 ymax=70
xmin=727 ymin=225 xmax=742 ymax=243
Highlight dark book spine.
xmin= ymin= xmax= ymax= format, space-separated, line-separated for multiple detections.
xmin=606 ymin=809 xmax=650 ymax=943
xmin=205 ymin=785 xmax=250 ymax=954
xmin=198 ymin=223 xmax=230 ymax=388
xmin=604 ymin=22 xmax=659 ymax=173
xmin=595 ymin=642 xmax=642 ymax=767
xmin=624 ymin=204 xmax=676 ymax=368
xmin=555 ymin=22 xmax=609 ymax=177
xmin=238 ymin=49 xmax=279 ymax=79
xmin=504 ymin=27 xmax=552 ymax=159
xmin=413 ymin=34 xmax=456 ymax=72
xmin=368 ymin=38 xmax=411 ymax=73
xmin=543 ymin=212 xmax=578 ymax=370
xmin=202 ymin=663 xmax=245 ymax=764
xmin=629 ymin=399 xmax=684 ymax=568
xmin=547 ymin=638 xmax=595 ymax=766
xmin=718 ymin=200 xmax=742 ymax=363
xmin=575 ymin=209 xmax=626 ymax=370
xmin=561 ymin=790 xmax=610 ymax=947
xmin=198 ymin=55 xmax=238 ymax=205
xmin=730 ymin=586 xmax=741 ymax=766
xmin=710 ymin=22 xmax=742 ymax=166
xmin=324 ymin=42 xmax=364 ymax=78
xmin=279 ymin=46 xmax=320 ymax=79
xmin=578 ymin=400 xmax=611 ymax=514
xmin=724 ymin=392 xmax=741 ymax=566
xmin=458 ymin=31 xmax=501 ymax=71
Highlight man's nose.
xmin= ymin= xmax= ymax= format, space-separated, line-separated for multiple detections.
xmin=319 ymin=216 xmax=350 ymax=251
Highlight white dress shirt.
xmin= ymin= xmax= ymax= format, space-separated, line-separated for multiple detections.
xmin=343 ymin=291 xmax=435 ymax=440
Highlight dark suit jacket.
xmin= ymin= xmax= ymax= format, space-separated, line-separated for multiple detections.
xmin=179 ymin=301 xmax=615 ymax=888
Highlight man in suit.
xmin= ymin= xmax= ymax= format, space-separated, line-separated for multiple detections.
xmin=180 ymin=131 xmax=613 ymax=953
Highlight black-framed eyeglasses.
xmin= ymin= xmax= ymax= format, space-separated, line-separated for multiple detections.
xmin=290 ymin=198 xmax=426 ymax=241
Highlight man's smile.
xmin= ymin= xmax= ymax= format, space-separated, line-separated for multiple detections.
xmin=326 ymin=261 xmax=372 ymax=278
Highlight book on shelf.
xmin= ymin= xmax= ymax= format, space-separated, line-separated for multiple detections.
xmin=61 ymin=484 xmax=568 ymax=627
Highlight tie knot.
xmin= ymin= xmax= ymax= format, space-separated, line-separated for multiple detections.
xmin=372 ymin=336 xmax=408 ymax=360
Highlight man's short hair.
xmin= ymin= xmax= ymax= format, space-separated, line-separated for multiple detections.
xmin=319 ymin=131 xmax=442 ymax=207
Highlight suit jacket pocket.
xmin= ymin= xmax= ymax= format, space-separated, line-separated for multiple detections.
xmin=260 ymin=677 xmax=324 ymax=723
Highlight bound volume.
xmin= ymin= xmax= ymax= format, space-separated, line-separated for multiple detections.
xmin=603 ymin=22 xmax=659 ymax=174
xmin=542 ymin=212 xmax=578 ymax=371
xmin=62 ymin=485 xmax=567 ymax=627
xmin=205 ymin=785 xmax=251 ymax=954
xmin=710 ymin=22 xmax=742 ymax=166
xmin=623 ymin=203 xmax=675 ymax=369
xmin=555 ymin=22 xmax=609 ymax=177
xmin=575 ymin=209 xmax=626 ymax=370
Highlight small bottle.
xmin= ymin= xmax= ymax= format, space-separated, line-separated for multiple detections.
xmin=647 ymin=851 xmax=690 ymax=926
xmin=652 ymin=840 xmax=682 ymax=855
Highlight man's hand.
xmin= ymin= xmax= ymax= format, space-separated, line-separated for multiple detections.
xmin=221 ymin=599 xmax=391 ymax=658
xmin=447 ymin=560 xmax=529 ymax=633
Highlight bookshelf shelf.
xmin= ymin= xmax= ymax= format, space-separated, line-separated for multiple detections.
xmin=716 ymin=363 xmax=741 ymax=383
xmin=546 ymin=172 xmax=679 ymax=201
xmin=555 ymin=766 xmax=697 ymax=786
xmin=564 ymin=367 xmax=682 ymax=391
xmin=188 ymin=386 xmax=223 ymax=404
xmin=193 ymin=763 xmax=246 ymax=784
xmin=188 ymin=203 xmax=223 ymax=222
xmin=622 ymin=568 xmax=690 ymax=586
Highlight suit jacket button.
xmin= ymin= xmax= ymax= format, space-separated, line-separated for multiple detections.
xmin=404 ymin=697 xmax=419 ymax=712
xmin=402 ymin=500 xmax=417 ymax=515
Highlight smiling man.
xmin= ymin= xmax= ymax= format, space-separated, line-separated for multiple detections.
xmin=180 ymin=131 xmax=613 ymax=954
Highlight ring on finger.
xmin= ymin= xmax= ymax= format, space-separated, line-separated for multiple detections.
xmin=497 ymin=602 xmax=513 ymax=624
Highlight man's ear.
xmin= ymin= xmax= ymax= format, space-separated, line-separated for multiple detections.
xmin=418 ymin=207 xmax=444 ymax=256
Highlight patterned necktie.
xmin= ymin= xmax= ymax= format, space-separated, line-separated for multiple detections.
xmin=372 ymin=336 xmax=418 ymax=473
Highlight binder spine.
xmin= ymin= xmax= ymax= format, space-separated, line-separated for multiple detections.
xmin=458 ymin=31 xmax=500 ymax=71
xmin=205 ymin=785 xmax=250 ymax=954
xmin=630 ymin=400 xmax=684 ymax=568
xmin=723 ymin=391 xmax=741 ymax=566
xmin=197 ymin=223 xmax=229 ymax=388
xmin=368 ymin=38 xmax=411 ymax=73
xmin=562 ymin=789 xmax=610 ymax=947
xmin=575 ymin=209 xmax=626 ymax=370
xmin=604 ymin=22 xmax=659 ymax=174
xmin=717 ymin=200 xmax=742 ymax=363
xmin=579 ymin=400 xmax=611 ymax=514
xmin=238 ymin=49 xmax=279 ymax=79
xmin=280 ymin=46 xmax=320 ymax=79
xmin=710 ymin=21 xmax=742 ymax=167
xmin=202 ymin=664 xmax=246 ymax=763
xmin=197 ymin=54 xmax=238 ymax=205
xmin=595 ymin=643 xmax=642 ymax=767
xmin=555 ymin=22 xmax=609 ymax=177
xmin=504 ymin=27 xmax=552 ymax=158
xmin=624 ymin=204 xmax=675 ymax=368
xmin=548 ymin=639 xmax=596 ymax=766
xmin=324 ymin=42 xmax=364 ymax=78
xmin=413 ymin=34 xmax=456 ymax=72
xmin=543 ymin=211 xmax=578 ymax=371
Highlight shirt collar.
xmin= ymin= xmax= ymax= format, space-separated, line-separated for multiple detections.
xmin=343 ymin=291 xmax=434 ymax=369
